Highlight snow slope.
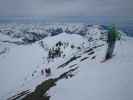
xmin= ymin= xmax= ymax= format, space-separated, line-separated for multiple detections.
xmin=0 ymin=23 xmax=133 ymax=100
xmin=0 ymin=31 xmax=92 ymax=99
xmin=0 ymin=43 xmax=44 ymax=99
xmin=49 ymin=37 xmax=133 ymax=100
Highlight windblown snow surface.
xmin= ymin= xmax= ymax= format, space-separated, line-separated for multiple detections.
xmin=0 ymin=24 xmax=133 ymax=100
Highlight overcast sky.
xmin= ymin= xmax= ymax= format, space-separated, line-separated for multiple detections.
xmin=0 ymin=0 xmax=133 ymax=17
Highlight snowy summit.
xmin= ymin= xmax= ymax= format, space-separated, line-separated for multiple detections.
xmin=0 ymin=23 xmax=133 ymax=100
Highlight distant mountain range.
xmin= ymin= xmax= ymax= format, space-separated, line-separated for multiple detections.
xmin=0 ymin=16 xmax=132 ymax=36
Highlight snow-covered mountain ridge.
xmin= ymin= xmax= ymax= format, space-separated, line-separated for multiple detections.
xmin=0 ymin=23 xmax=132 ymax=100
xmin=0 ymin=23 xmax=107 ymax=44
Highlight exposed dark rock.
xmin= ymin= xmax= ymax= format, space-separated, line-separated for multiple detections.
xmin=83 ymin=48 xmax=93 ymax=54
xmin=88 ymin=51 xmax=95 ymax=55
xmin=80 ymin=57 xmax=89 ymax=62
xmin=8 ymin=67 xmax=78 ymax=100
xmin=69 ymin=64 xmax=77 ymax=68
xmin=57 ymin=56 xmax=81 ymax=68
xmin=71 ymin=45 xmax=75 ymax=49
xmin=91 ymin=56 xmax=96 ymax=59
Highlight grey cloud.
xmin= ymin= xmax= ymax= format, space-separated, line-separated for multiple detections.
xmin=0 ymin=0 xmax=132 ymax=17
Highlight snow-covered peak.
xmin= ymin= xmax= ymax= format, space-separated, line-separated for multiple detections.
xmin=0 ymin=23 xmax=131 ymax=100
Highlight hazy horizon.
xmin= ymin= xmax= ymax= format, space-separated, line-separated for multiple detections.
xmin=0 ymin=16 xmax=133 ymax=37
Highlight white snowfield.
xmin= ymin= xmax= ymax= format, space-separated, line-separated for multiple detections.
xmin=0 ymin=24 xmax=133 ymax=100
xmin=50 ymin=37 xmax=133 ymax=100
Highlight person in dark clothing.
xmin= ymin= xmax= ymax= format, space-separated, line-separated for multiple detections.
xmin=45 ymin=68 xmax=51 ymax=77
xmin=41 ymin=69 xmax=44 ymax=76
xmin=105 ymin=25 xmax=120 ymax=60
